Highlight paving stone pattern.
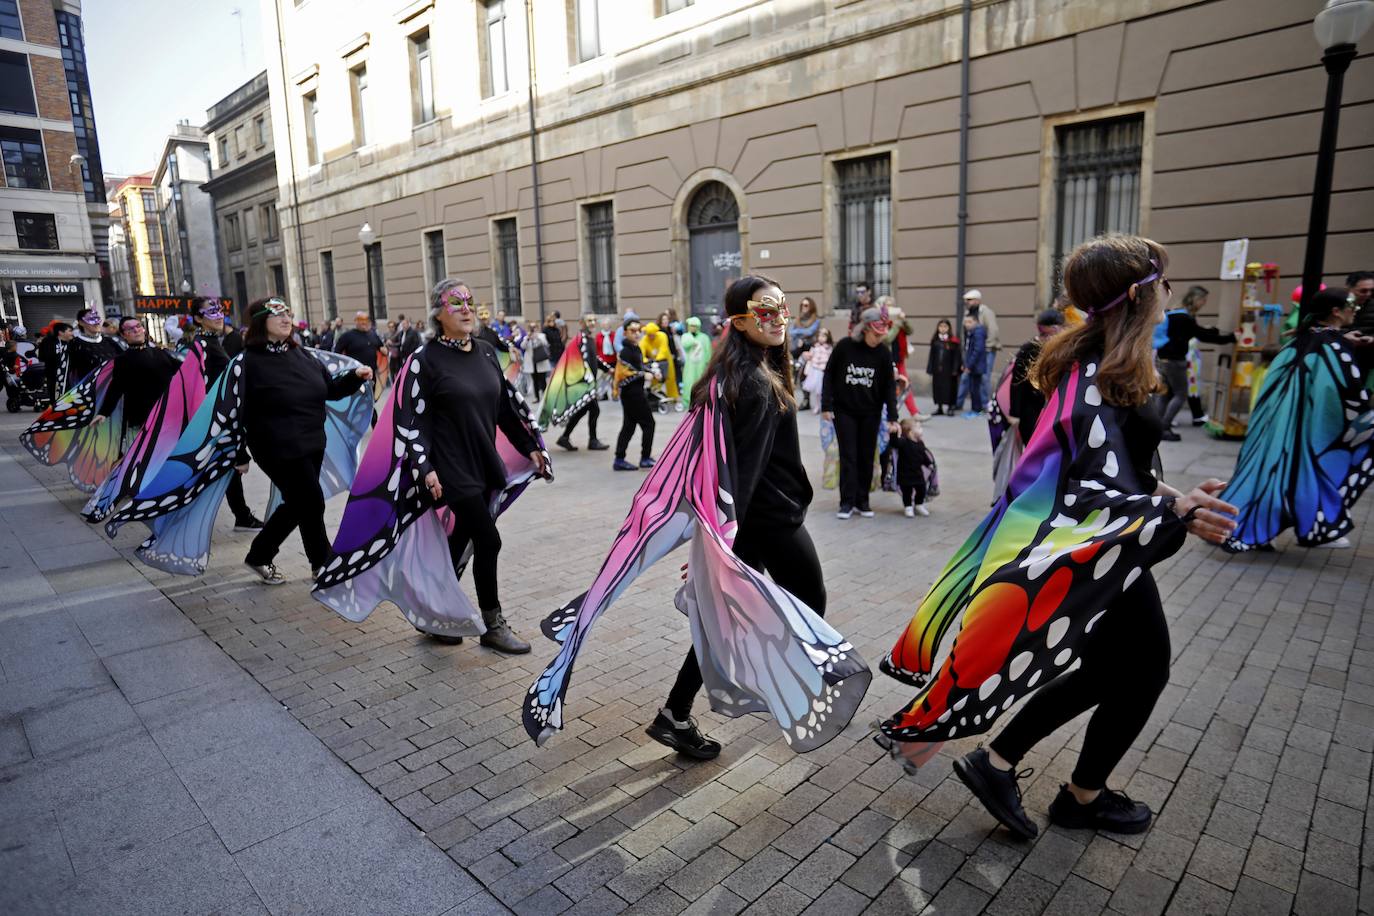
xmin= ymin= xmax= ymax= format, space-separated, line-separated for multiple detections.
xmin=6 ymin=401 xmax=1374 ymax=915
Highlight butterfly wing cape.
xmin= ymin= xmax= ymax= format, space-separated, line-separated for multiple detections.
xmin=1221 ymin=329 xmax=1374 ymax=551
xmin=82 ymin=343 xmax=208 ymax=522
xmin=524 ymin=381 xmax=871 ymax=752
xmin=879 ymin=360 xmax=1185 ymax=752
xmin=538 ymin=332 xmax=595 ymax=428
xmin=988 ymin=358 xmax=1021 ymax=500
xmin=20 ymin=360 xmax=125 ymax=492
xmin=313 ymin=345 xmax=551 ymax=639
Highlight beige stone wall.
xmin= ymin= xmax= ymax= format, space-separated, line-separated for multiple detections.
xmin=265 ymin=0 xmax=1374 ymax=350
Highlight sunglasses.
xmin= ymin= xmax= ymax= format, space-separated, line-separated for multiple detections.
xmin=745 ymin=294 xmax=790 ymax=328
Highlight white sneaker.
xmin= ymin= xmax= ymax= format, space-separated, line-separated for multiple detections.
xmin=858 ymin=508 xmax=875 ymax=518
xmin=836 ymin=507 xmax=853 ymax=520
xmin=904 ymin=506 xmax=915 ymax=518
xmin=1314 ymin=537 xmax=1351 ymax=549
xmin=914 ymin=504 xmax=930 ymax=517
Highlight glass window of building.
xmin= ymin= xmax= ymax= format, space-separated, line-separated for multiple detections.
xmin=141 ymin=189 xmax=157 ymax=215
xmin=234 ymin=271 xmax=248 ymax=309
xmin=494 ymin=218 xmax=521 ymax=313
xmin=412 ymin=30 xmax=435 ymax=124
xmin=575 ymin=0 xmax=601 ymax=62
xmin=254 ymin=116 xmax=267 ymax=147
xmin=303 ymin=91 xmax=319 ymax=165
xmin=351 ymin=65 xmax=369 ymax=148
xmin=583 ymin=202 xmax=616 ymax=313
xmin=270 ymin=264 xmax=285 ymax=296
xmin=218 ymin=136 xmax=230 ymax=167
xmin=366 ymin=243 xmax=387 ymax=316
xmin=0 ymin=51 xmax=36 ymax=116
xmin=662 ymin=0 xmax=693 ymax=12
xmin=484 ymin=1 xmax=509 ymax=97
xmin=834 ymin=154 xmax=892 ymax=306
xmin=261 ymin=202 xmax=278 ymax=240
xmin=225 ymin=213 xmax=241 ymax=250
xmin=423 ymin=229 xmax=446 ymax=291
xmin=234 ymin=125 xmax=246 ymax=159
xmin=243 ymin=207 xmax=256 ymax=243
xmin=14 ymin=212 xmax=59 ymax=250
xmin=55 ymin=10 xmax=104 ymax=203
xmin=0 ymin=0 xmax=22 ymax=40
xmin=0 ymin=127 xmax=47 ymax=189
xmin=319 ymin=251 xmax=337 ymax=320
xmin=1052 ymin=115 xmax=1145 ymax=291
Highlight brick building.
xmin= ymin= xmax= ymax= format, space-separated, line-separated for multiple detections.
xmin=261 ymin=0 xmax=1372 ymax=350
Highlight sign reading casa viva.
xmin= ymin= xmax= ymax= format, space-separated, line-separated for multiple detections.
xmin=134 ymin=296 xmax=236 ymax=315
xmin=18 ymin=282 xmax=81 ymax=296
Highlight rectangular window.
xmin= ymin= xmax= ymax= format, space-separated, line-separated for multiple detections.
xmin=234 ymin=125 xmax=246 ymax=159
xmin=412 ymin=30 xmax=435 ymax=125
xmin=14 ymin=212 xmax=59 ymax=250
xmin=254 ymin=115 xmax=267 ymax=147
xmin=0 ymin=127 xmax=47 ymax=189
xmin=0 ymin=0 xmax=22 ymax=40
xmin=319 ymin=250 xmax=337 ymax=320
xmin=365 ymin=242 xmax=387 ymax=316
xmin=270 ymin=264 xmax=285 ymax=296
xmin=260 ymin=202 xmax=278 ymax=240
xmin=834 ymin=154 xmax=892 ymax=307
xmin=494 ymin=218 xmax=521 ymax=313
xmin=484 ymin=1 xmax=509 ymax=97
xmin=303 ymin=91 xmax=319 ymax=165
xmin=141 ymin=189 xmax=157 ymax=215
xmin=583 ymin=202 xmax=615 ymax=313
xmin=1052 ymin=115 xmax=1144 ymax=291
xmin=243 ymin=207 xmax=257 ymax=243
xmin=225 ymin=213 xmax=241 ymax=250
xmin=0 ymin=51 xmax=36 ymax=116
xmin=218 ymin=136 xmax=230 ymax=168
xmin=662 ymin=0 xmax=693 ymax=12
xmin=350 ymin=65 xmax=369 ymax=148
xmin=234 ymin=271 xmax=248 ymax=310
xmin=575 ymin=0 xmax=601 ymax=62
xmin=423 ymin=229 xmax=446 ymax=291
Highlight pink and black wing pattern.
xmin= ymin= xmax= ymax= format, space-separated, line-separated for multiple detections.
xmin=20 ymin=360 xmax=125 ymax=493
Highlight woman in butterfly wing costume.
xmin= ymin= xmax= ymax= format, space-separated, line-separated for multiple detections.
xmin=525 ymin=276 xmax=871 ymax=757
xmin=313 ymin=278 xmax=552 ymax=651
xmin=20 ymin=357 xmax=125 ymax=492
xmin=879 ymin=235 xmax=1237 ymax=840
xmin=1220 ymin=288 xmax=1374 ymax=552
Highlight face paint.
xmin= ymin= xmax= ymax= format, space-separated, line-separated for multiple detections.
xmin=745 ymin=293 xmax=790 ymax=330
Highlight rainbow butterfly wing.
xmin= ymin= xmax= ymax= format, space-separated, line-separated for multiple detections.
xmin=538 ymin=333 xmax=595 ymax=428
xmin=1222 ymin=330 xmax=1374 ymax=550
xmin=20 ymin=360 xmax=126 ymax=492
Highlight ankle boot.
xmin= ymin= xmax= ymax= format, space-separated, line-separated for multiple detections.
xmin=479 ymin=606 xmax=530 ymax=654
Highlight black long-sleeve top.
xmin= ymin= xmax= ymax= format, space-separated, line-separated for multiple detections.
xmin=1009 ymin=340 xmax=1046 ymax=447
xmin=925 ymin=334 xmax=962 ymax=378
xmin=1157 ymin=310 xmax=1234 ymax=360
xmin=333 ymin=328 xmax=384 ymax=370
xmin=239 ymin=344 xmax=364 ymax=462
xmin=729 ymin=359 xmax=813 ymax=530
xmin=821 ymin=337 xmax=899 ymax=418
xmin=406 ymin=340 xmax=538 ymax=499
xmin=99 ymin=345 xmax=181 ymax=428
xmin=890 ymin=437 xmax=934 ymax=488
xmin=619 ymin=340 xmax=647 ymax=392
xmin=67 ymin=332 xmax=121 ymax=383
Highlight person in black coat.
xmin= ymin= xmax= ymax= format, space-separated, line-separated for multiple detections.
xmin=191 ymin=298 xmax=264 ymax=531
xmin=1007 ymin=309 xmax=1066 ymax=448
xmin=37 ymin=323 xmax=72 ymax=403
xmin=612 ymin=319 xmax=656 ymax=471
xmin=926 ymin=319 xmax=961 ymax=415
xmin=1155 ymin=288 xmax=1235 ymax=438
xmin=821 ymin=307 xmax=900 ymax=518
xmin=94 ymin=318 xmax=182 ymax=432
xmin=65 ymin=307 xmax=122 ymax=389
xmin=333 ymin=312 xmax=384 ymax=371
xmin=891 ymin=418 xmax=935 ymax=517
xmin=238 ymin=298 xmax=372 ymax=585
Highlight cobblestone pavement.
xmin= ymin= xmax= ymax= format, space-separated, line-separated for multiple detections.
xmin=6 ymin=398 xmax=1373 ymax=916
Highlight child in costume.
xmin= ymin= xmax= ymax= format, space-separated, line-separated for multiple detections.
xmin=890 ymin=418 xmax=935 ymax=517
xmin=678 ymin=316 xmax=712 ymax=408
xmin=524 ymin=275 xmax=871 ymax=758
xmin=878 ymin=234 xmax=1237 ymax=840
xmin=926 ymin=319 xmax=961 ymax=416
xmin=800 ymin=327 xmax=833 ymax=413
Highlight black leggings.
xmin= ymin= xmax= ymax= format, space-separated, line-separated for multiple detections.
xmin=834 ymin=412 xmax=879 ymax=510
xmin=443 ymin=492 xmax=502 ymax=612
xmin=616 ymin=387 xmax=655 ymax=461
xmin=900 ymin=477 xmax=926 ymax=507
xmin=247 ymin=451 xmax=327 ymax=568
xmin=564 ymin=399 xmax=599 ymax=441
xmin=989 ymin=573 xmax=1170 ymax=790
xmin=666 ymin=523 xmax=826 ymax=720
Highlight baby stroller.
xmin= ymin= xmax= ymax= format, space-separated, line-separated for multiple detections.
xmin=644 ymin=361 xmax=672 ymax=414
xmin=5 ymin=357 xmax=50 ymax=412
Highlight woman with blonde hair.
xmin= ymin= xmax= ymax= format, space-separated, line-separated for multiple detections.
xmin=878 ymin=234 xmax=1236 ymax=839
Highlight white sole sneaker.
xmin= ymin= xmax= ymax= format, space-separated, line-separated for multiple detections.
xmin=1314 ymin=537 xmax=1352 ymax=549
xmin=915 ymin=505 xmax=930 ymax=517
xmin=836 ymin=509 xmax=853 ymax=520
xmin=245 ymin=561 xmax=286 ymax=585
xmin=904 ymin=507 xmax=915 ymax=518
xmin=858 ymin=510 xmax=875 ymax=518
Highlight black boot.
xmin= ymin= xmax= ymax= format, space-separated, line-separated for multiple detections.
xmin=479 ymin=606 xmax=530 ymax=654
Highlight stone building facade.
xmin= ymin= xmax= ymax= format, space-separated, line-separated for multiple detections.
xmin=203 ymin=71 xmax=287 ymax=311
xmin=261 ymin=0 xmax=1373 ymax=344
xmin=151 ymin=125 xmax=219 ymax=299
xmin=110 ymin=174 xmax=166 ymax=301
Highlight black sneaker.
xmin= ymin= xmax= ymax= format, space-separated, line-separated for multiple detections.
xmin=234 ymin=516 xmax=266 ymax=531
xmin=1160 ymin=430 xmax=1182 ymax=442
xmin=639 ymin=457 xmax=656 ymax=469
xmin=952 ymin=747 xmax=1038 ymax=840
xmin=645 ymin=711 xmax=721 ymax=760
xmin=556 ymin=436 xmax=578 ymax=452
xmin=588 ymin=438 xmax=609 ymax=451
xmin=1048 ymin=785 xmax=1152 ymax=834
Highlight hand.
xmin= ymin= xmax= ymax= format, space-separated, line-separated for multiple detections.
xmin=530 ymin=450 xmax=550 ymax=478
xmin=424 ymin=471 xmax=443 ymax=501
xmin=820 ymin=411 xmax=833 ymax=421
xmin=1343 ymin=331 xmax=1374 ymax=348
xmin=887 ymin=422 xmax=900 ymax=435
xmin=680 ymin=562 xmax=688 ymax=582
xmin=356 ymin=366 xmax=374 ymax=380
xmin=1173 ymin=478 xmax=1238 ymax=544
xmin=91 ymin=414 xmax=107 ymax=426
xmin=234 ymin=463 xmax=249 ymax=474
xmin=1008 ymin=417 xmax=1020 ymax=426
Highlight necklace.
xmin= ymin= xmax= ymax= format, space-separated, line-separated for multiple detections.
xmin=437 ymin=335 xmax=473 ymax=352
xmin=266 ymin=340 xmax=290 ymax=353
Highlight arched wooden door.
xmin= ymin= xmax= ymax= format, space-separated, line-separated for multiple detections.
xmin=687 ymin=182 xmax=741 ymax=318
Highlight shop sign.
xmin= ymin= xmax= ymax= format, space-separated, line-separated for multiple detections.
xmin=18 ymin=282 xmax=82 ymax=296
xmin=134 ymin=296 xmax=236 ymax=315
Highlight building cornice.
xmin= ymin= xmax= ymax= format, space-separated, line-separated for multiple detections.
xmin=203 ymin=154 xmax=277 ymax=196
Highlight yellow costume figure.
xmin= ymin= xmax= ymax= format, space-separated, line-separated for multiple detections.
xmin=639 ymin=322 xmax=679 ymax=401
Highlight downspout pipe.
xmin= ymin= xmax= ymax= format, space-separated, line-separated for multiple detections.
xmin=526 ymin=0 xmax=548 ymax=322
xmin=954 ymin=0 xmax=971 ymax=328
xmin=273 ymin=0 xmax=311 ymax=322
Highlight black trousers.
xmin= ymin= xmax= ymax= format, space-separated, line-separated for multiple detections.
xmin=834 ymin=411 xmax=880 ymax=511
xmin=532 ymin=371 xmax=546 ymax=401
xmin=225 ymin=472 xmax=251 ymax=520
xmin=246 ymin=450 xmax=328 ymax=568
xmin=990 ymin=573 xmax=1170 ymax=791
xmin=616 ymin=387 xmax=655 ymax=461
xmin=666 ymin=523 xmax=826 ymax=720
xmin=564 ymin=399 xmax=599 ymax=441
xmin=442 ymin=491 xmax=502 ymax=612
xmin=899 ymin=477 xmax=926 ymax=507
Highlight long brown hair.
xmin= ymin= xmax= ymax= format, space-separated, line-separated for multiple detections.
xmin=1031 ymin=235 xmax=1167 ymax=407
xmin=243 ymin=297 xmax=299 ymax=349
xmin=689 ymin=275 xmax=794 ymax=412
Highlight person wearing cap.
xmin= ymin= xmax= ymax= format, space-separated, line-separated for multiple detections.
xmin=92 ymin=317 xmax=182 ymax=432
xmin=191 ymin=297 xmax=265 ymax=531
xmin=961 ymin=289 xmax=1000 ymax=407
xmin=821 ymin=306 xmax=900 ymax=519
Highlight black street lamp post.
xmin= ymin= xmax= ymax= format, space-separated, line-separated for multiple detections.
xmin=1300 ymin=0 xmax=1373 ymax=314
xmin=359 ymin=222 xmax=376 ymax=324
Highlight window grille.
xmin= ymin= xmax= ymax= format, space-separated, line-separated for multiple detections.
xmin=1052 ymin=115 xmax=1144 ymax=292
xmin=494 ymin=219 xmax=521 ymax=312
xmin=584 ymin=202 xmax=616 ymax=313
xmin=835 ymin=154 xmax=891 ymax=307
